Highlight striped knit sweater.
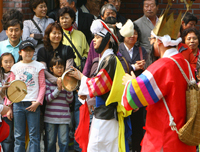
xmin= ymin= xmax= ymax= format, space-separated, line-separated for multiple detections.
xmin=44 ymin=80 xmax=73 ymax=124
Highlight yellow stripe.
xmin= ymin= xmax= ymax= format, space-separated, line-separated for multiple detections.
xmin=132 ymin=79 xmax=149 ymax=106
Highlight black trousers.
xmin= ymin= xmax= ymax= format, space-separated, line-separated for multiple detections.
xmin=131 ymin=107 xmax=146 ymax=152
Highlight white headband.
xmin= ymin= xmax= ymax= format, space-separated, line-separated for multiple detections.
xmin=151 ymin=31 xmax=182 ymax=47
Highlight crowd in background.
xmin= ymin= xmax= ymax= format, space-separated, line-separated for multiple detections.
xmin=0 ymin=0 xmax=199 ymax=152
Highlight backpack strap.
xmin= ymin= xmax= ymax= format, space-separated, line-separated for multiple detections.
xmin=31 ymin=19 xmax=42 ymax=33
xmin=121 ymin=56 xmax=130 ymax=74
xmin=162 ymin=57 xmax=195 ymax=134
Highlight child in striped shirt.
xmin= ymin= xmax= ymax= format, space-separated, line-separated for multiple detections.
xmin=44 ymin=57 xmax=73 ymax=152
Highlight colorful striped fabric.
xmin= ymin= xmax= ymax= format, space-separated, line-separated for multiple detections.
xmin=122 ymin=70 xmax=163 ymax=110
xmin=86 ymin=69 xmax=112 ymax=98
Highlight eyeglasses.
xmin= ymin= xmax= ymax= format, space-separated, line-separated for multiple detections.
xmin=148 ymin=37 xmax=156 ymax=42
xmin=53 ymin=66 xmax=64 ymax=70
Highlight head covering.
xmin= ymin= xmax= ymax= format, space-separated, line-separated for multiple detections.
xmin=152 ymin=0 xmax=194 ymax=47
xmin=19 ymin=40 xmax=35 ymax=51
xmin=90 ymin=19 xmax=119 ymax=54
xmin=119 ymin=19 xmax=134 ymax=38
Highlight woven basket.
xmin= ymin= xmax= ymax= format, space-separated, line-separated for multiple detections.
xmin=178 ymin=85 xmax=200 ymax=146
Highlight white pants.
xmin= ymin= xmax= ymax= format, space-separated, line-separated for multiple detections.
xmin=87 ymin=117 xmax=119 ymax=152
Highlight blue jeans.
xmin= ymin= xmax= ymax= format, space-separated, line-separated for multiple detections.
xmin=74 ymin=92 xmax=82 ymax=152
xmin=1 ymin=117 xmax=14 ymax=152
xmin=45 ymin=123 xmax=69 ymax=152
xmin=13 ymin=102 xmax=40 ymax=152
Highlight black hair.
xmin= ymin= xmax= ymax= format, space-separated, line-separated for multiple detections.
xmin=29 ymin=0 xmax=47 ymax=14
xmin=183 ymin=12 xmax=198 ymax=25
xmin=6 ymin=19 xmax=23 ymax=30
xmin=143 ymin=0 xmax=159 ymax=6
xmin=120 ymin=23 xmax=142 ymax=46
xmin=49 ymin=57 xmax=65 ymax=74
xmin=58 ymin=6 xmax=76 ymax=25
xmin=182 ymin=27 xmax=200 ymax=48
xmin=0 ymin=53 xmax=15 ymax=81
xmin=1 ymin=9 xmax=23 ymax=30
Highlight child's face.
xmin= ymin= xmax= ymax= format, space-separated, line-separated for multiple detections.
xmin=51 ymin=63 xmax=64 ymax=77
xmin=1 ymin=55 xmax=14 ymax=73
xmin=19 ymin=46 xmax=34 ymax=63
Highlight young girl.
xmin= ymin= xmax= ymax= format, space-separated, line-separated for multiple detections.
xmin=7 ymin=40 xmax=45 ymax=152
xmin=44 ymin=57 xmax=73 ymax=152
xmin=0 ymin=53 xmax=15 ymax=152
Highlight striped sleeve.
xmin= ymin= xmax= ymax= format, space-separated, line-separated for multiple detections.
xmin=122 ymin=70 xmax=163 ymax=110
xmin=45 ymin=80 xmax=60 ymax=102
xmin=66 ymin=91 xmax=73 ymax=103
xmin=86 ymin=69 xmax=113 ymax=98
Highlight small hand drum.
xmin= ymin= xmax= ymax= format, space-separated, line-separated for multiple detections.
xmin=61 ymin=69 xmax=79 ymax=91
xmin=6 ymin=80 xmax=27 ymax=105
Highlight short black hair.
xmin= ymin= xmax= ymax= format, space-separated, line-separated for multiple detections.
xmin=183 ymin=12 xmax=198 ymax=25
xmin=182 ymin=27 xmax=200 ymax=48
xmin=143 ymin=0 xmax=159 ymax=6
xmin=29 ymin=0 xmax=47 ymax=14
xmin=58 ymin=6 xmax=76 ymax=24
xmin=1 ymin=9 xmax=23 ymax=30
xmin=120 ymin=22 xmax=142 ymax=46
xmin=6 ymin=19 xmax=23 ymax=30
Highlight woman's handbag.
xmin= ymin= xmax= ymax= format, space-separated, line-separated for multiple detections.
xmin=163 ymin=57 xmax=200 ymax=146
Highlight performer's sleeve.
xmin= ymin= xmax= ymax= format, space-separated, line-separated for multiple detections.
xmin=122 ymin=70 xmax=163 ymax=110
xmin=86 ymin=69 xmax=113 ymax=98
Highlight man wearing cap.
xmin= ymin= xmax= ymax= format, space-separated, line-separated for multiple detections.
xmin=121 ymin=5 xmax=196 ymax=152
xmin=69 ymin=19 xmax=131 ymax=152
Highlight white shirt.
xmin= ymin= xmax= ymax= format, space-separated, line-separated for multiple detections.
xmin=75 ymin=10 xmax=78 ymax=27
xmin=163 ymin=48 xmax=179 ymax=58
xmin=11 ymin=60 xmax=45 ymax=101
xmin=124 ymin=44 xmax=136 ymax=71
xmin=124 ymin=43 xmax=134 ymax=58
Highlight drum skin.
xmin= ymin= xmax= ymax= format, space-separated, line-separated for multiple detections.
xmin=61 ymin=69 xmax=79 ymax=92
xmin=6 ymin=80 xmax=27 ymax=103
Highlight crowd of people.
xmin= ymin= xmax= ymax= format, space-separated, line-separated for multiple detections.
xmin=0 ymin=0 xmax=199 ymax=152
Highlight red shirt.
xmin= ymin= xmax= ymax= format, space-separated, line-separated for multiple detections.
xmin=178 ymin=43 xmax=196 ymax=69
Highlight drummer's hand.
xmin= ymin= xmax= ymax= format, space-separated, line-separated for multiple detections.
xmin=133 ymin=108 xmax=139 ymax=113
xmin=26 ymin=101 xmax=40 ymax=112
xmin=79 ymin=95 xmax=87 ymax=100
xmin=0 ymin=84 xmax=10 ymax=98
xmin=7 ymin=107 xmax=13 ymax=121
xmin=68 ymin=66 xmax=83 ymax=80
xmin=88 ymin=105 xmax=94 ymax=115
xmin=122 ymin=71 xmax=136 ymax=86
xmin=57 ymin=77 xmax=62 ymax=91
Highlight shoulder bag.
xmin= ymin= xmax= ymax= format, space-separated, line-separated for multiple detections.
xmin=63 ymin=32 xmax=86 ymax=72
xmin=163 ymin=57 xmax=200 ymax=146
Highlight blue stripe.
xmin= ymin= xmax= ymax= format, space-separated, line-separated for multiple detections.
xmin=139 ymin=74 xmax=159 ymax=103
xmin=129 ymin=83 xmax=143 ymax=107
